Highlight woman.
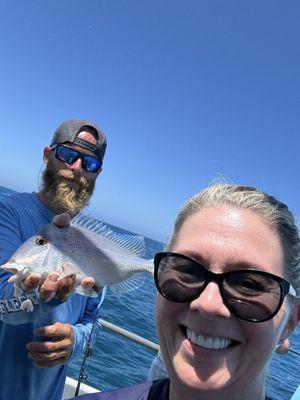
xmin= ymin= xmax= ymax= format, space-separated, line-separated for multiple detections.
xmin=74 ymin=184 xmax=300 ymax=400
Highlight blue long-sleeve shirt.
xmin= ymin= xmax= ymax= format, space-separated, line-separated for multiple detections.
xmin=0 ymin=191 xmax=101 ymax=400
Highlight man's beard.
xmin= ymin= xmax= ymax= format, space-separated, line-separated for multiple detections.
xmin=41 ymin=162 xmax=96 ymax=215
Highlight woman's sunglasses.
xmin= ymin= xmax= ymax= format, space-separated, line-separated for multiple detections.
xmin=51 ymin=144 xmax=102 ymax=173
xmin=154 ymin=252 xmax=297 ymax=323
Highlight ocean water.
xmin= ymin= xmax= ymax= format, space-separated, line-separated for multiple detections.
xmin=0 ymin=185 xmax=299 ymax=399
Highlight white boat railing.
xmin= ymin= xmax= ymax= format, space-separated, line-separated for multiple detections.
xmin=99 ymin=318 xmax=160 ymax=352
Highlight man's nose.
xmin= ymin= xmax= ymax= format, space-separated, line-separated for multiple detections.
xmin=189 ymin=282 xmax=231 ymax=320
xmin=69 ymin=157 xmax=83 ymax=172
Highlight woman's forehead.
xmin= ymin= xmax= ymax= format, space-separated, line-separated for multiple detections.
xmin=177 ymin=206 xmax=271 ymax=235
xmin=173 ymin=206 xmax=286 ymax=277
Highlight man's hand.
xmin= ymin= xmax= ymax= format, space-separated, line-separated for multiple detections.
xmin=21 ymin=272 xmax=100 ymax=302
xmin=26 ymin=322 xmax=74 ymax=367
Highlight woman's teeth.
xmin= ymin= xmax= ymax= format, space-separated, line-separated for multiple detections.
xmin=186 ymin=328 xmax=232 ymax=350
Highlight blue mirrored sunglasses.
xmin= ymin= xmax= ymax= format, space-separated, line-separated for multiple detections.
xmin=51 ymin=144 xmax=102 ymax=173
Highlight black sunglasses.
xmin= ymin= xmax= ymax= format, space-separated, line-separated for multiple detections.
xmin=154 ymin=252 xmax=297 ymax=323
xmin=51 ymin=144 xmax=102 ymax=173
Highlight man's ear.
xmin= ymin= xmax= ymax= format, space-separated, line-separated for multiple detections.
xmin=43 ymin=147 xmax=52 ymax=163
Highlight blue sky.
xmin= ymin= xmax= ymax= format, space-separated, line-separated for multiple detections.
xmin=0 ymin=1 xmax=299 ymax=242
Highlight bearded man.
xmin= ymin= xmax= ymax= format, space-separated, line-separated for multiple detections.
xmin=0 ymin=119 xmax=107 ymax=400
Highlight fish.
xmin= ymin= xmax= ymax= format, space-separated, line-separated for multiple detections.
xmin=1 ymin=213 xmax=154 ymax=310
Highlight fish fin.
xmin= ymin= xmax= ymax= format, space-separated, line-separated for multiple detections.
xmin=75 ymin=284 xmax=99 ymax=297
xmin=57 ymin=272 xmax=77 ymax=281
xmin=71 ymin=213 xmax=146 ymax=257
xmin=7 ymin=268 xmax=31 ymax=284
xmin=109 ymin=273 xmax=146 ymax=294
xmin=2 ymin=266 xmax=19 ymax=274
xmin=58 ymin=263 xmax=78 ymax=277
xmin=8 ymin=273 xmax=21 ymax=283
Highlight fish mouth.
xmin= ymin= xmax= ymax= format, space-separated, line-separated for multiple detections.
xmin=1 ymin=261 xmax=19 ymax=273
xmin=180 ymin=325 xmax=240 ymax=350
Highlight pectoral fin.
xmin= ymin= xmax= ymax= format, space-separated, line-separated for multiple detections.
xmin=6 ymin=269 xmax=20 ymax=279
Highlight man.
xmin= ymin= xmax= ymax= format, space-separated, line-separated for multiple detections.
xmin=0 ymin=119 xmax=107 ymax=400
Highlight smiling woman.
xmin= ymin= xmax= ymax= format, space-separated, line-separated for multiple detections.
xmin=72 ymin=183 xmax=300 ymax=400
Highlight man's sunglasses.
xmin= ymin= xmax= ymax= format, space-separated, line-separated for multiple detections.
xmin=154 ymin=252 xmax=297 ymax=323
xmin=51 ymin=144 xmax=102 ymax=173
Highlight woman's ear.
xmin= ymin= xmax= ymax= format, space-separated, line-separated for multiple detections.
xmin=276 ymin=338 xmax=290 ymax=354
xmin=277 ymin=300 xmax=300 ymax=353
xmin=43 ymin=147 xmax=52 ymax=163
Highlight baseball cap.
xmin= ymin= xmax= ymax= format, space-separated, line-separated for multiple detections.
xmin=50 ymin=119 xmax=107 ymax=161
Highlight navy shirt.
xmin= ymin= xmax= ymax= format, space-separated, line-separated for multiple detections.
xmin=74 ymin=379 xmax=273 ymax=400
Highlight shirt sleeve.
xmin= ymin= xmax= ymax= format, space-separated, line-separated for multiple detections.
xmin=69 ymin=295 xmax=102 ymax=361
xmin=0 ymin=198 xmax=23 ymax=300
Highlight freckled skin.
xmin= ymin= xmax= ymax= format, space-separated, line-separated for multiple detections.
xmin=156 ymin=206 xmax=297 ymax=400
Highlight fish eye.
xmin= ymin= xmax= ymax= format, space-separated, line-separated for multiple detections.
xmin=35 ymin=237 xmax=47 ymax=245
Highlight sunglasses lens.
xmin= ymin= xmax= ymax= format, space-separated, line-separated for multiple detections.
xmin=55 ymin=146 xmax=101 ymax=172
xmin=55 ymin=146 xmax=78 ymax=164
xmin=82 ymin=155 xmax=102 ymax=173
xmin=155 ymin=253 xmax=285 ymax=322
xmin=155 ymin=254 xmax=206 ymax=302
xmin=223 ymin=272 xmax=282 ymax=321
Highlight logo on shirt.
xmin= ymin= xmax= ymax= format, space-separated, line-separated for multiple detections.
xmin=0 ymin=292 xmax=39 ymax=314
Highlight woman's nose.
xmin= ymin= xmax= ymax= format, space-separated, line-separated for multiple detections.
xmin=189 ymin=281 xmax=231 ymax=320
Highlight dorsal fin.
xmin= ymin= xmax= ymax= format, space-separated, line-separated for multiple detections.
xmin=71 ymin=213 xmax=146 ymax=257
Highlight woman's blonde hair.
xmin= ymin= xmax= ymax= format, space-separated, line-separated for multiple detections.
xmin=167 ymin=183 xmax=300 ymax=295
